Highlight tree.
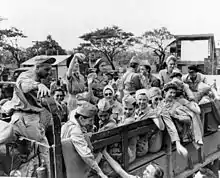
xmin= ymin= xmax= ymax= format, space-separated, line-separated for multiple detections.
xmin=27 ymin=35 xmax=66 ymax=58
xmin=142 ymin=27 xmax=175 ymax=71
xmin=0 ymin=27 xmax=27 ymax=67
xmin=79 ymin=26 xmax=139 ymax=69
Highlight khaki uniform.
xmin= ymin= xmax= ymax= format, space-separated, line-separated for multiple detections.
xmin=121 ymin=68 xmax=142 ymax=95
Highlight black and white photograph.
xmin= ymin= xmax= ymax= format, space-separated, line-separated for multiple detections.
xmin=1 ymin=0 xmax=220 ymax=177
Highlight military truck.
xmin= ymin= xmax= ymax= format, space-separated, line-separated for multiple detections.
xmin=0 ymin=82 xmax=220 ymax=178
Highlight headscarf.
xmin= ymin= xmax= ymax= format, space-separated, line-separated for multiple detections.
xmin=103 ymin=85 xmax=115 ymax=96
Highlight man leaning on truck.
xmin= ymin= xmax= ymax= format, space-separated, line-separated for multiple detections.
xmin=61 ymin=101 xmax=108 ymax=178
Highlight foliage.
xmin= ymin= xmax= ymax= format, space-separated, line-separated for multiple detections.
xmin=142 ymin=27 xmax=175 ymax=71
xmin=0 ymin=27 xmax=27 ymax=67
xmin=27 ymin=35 xmax=66 ymax=59
xmin=79 ymin=26 xmax=140 ymax=69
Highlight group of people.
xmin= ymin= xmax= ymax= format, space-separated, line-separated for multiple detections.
xmin=0 ymin=52 xmax=219 ymax=178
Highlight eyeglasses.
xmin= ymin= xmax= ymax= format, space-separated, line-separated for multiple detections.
xmin=154 ymin=97 xmax=162 ymax=102
xmin=104 ymin=93 xmax=113 ymax=97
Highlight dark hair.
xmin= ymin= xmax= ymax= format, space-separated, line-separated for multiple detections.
xmin=54 ymin=88 xmax=65 ymax=96
xmin=75 ymin=112 xmax=89 ymax=119
xmin=129 ymin=62 xmax=139 ymax=69
xmin=163 ymin=83 xmax=178 ymax=92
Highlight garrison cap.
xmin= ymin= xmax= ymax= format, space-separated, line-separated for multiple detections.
xmin=35 ymin=56 xmax=56 ymax=65
xmin=97 ymin=98 xmax=111 ymax=112
xmin=76 ymin=101 xmax=97 ymax=117
xmin=122 ymin=95 xmax=136 ymax=106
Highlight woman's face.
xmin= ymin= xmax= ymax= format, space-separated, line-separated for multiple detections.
xmin=99 ymin=62 xmax=108 ymax=73
xmin=165 ymin=88 xmax=176 ymax=101
xmin=53 ymin=91 xmax=64 ymax=103
xmin=137 ymin=94 xmax=148 ymax=110
xmin=72 ymin=59 xmax=79 ymax=72
xmin=151 ymin=95 xmax=162 ymax=107
xmin=167 ymin=60 xmax=175 ymax=72
xmin=140 ymin=66 xmax=150 ymax=76
xmin=104 ymin=89 xmax=114 ymax=102
xmin=123 ymin=104 xmax=135 ymax=118
xmin=143 ymin=164 xmax=156 ymax=178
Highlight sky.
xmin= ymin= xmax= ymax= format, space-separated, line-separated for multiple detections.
xmin=1 ymin=0 xmax=220 ymax=50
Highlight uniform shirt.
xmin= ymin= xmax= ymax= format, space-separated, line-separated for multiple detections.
xmin=158 ymin=69 xmax=172 ymax=87
xmin=67 ymin=72 xmax=85 ymax=95
xmin=182 ymin=72 xmax=207 ymax=92
xmin=90 ymin=73 xmax=109 ymax=99
xmin=2 ymin=70 xmax=43 ymax=113
xmin=140 ymin=73 xmax=160 ymax=89
xmin=61 ymin=111 xmax=99 ymax=171
xmin=121 ymin=68 xmax=142 ymax=94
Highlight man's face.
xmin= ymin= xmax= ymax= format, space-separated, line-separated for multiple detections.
xmin=143 ymin=164 xmax=156 ymax=178
xmin=53 ymin=91 xmax=64 ymax=103
xmin=137 ymin=94 xmax=148 ymax=110
xmin=36 ymin=63 xmax=52 ymax=79
xmin=140 ymin=66 xmax=150 ymax=76
xmin=98 ymin=111 xmax=110 ymax=122
xmin=165 ymin=88 xmax=176 ymax=101
xmin=189 ymin=70 xmax=197 ymax=80
xmin=79 ymin=116 xmax=94 ymax=131
xmin=123 ymin=104 xmax=135 ymax=118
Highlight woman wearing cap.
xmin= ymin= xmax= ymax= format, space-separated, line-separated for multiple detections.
xmin=66 ymin=53 xmax=86 ymax=112
xmin=88 ymin=58 xmax=110 ymax=99
xmin=103 ymin=85 xmax=123 ymax=123
xmin=135 ymin=89 xmax=164 ymax=157
xmin=159 ymin=82 xmax=190 ymax=157
xmin=118 ymin=95 xmax=138 ymax=163
xmin=158 ymin=55 xmax=177 ymax=87
xmin=139 ymin=60 xmax=161 ymax=89
xmin=97 ymin=98 xmax=117 ymax=132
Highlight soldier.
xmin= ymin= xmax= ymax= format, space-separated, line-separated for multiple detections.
xmin=1 ymin=56 xmax=56 ymax=176
xmin=139 ymin=60 xmax=160 ymax=89
xmin=61 ymin=101 xmax=107 ymax=178
xmin=97 ymin=98 xmax=117 ymax=132
xmin=120 ymin=56 xmax=142 ymax=97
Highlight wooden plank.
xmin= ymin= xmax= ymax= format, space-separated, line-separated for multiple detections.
xmin=91 ymin=119 xmax=154 ymax=141
xmin=128 ymin=150 xmax=166 ymax=171
xmin=121 ymin=129 xmax=129 ymax=170
xmin=92 ymin=135 xmax=121 ymax=149
xmin=175 ymin=150 xmax=220 ymax=178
